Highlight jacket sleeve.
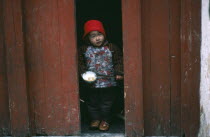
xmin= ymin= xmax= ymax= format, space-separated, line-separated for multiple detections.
xmin=111 ymin=43 xmax=124 ymax=75
xmin=78 ymin=46 xmax=87 ymax=75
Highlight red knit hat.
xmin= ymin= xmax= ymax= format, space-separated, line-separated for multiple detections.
xmin=83 ymin=20 xmax=106 ymax=39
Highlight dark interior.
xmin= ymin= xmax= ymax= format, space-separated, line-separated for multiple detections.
xmin=76 ymin=0 xmax=123 ymax=48
xmin=75 ymin=0 xmax=124 ymax=134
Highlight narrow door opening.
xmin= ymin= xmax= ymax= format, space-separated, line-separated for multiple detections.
xmin=76 ymin=0 xmax=125 ymax=134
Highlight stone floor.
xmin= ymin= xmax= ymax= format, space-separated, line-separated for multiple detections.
xmin=30 ymin=114 xmax=125 ymax=137
xmin=31 ymin=133 xmax=125 ymax=137
xmin=31 ymin=135 xmax=180 ymax=137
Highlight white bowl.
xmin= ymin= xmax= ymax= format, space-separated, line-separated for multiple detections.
xmin=82 ymin=71 xmax=97 ymax=83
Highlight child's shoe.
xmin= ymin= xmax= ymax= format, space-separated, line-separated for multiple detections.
xmin=89 ymin=120 xmax=100 ymax=130
xmin=99 ymin=120 xmax=110 ymax=131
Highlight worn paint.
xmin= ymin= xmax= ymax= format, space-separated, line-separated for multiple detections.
xmin=180 ymin=0 xmax=201 ymax=136
xmin=142 ymin=0 xmax=180 ymax=135
xmin=199 ymin=0 xmax=210 ymax=136
xmin=0 ymin=0 xmax=10 ymax=135
xmin=23 ymin=0 xmax=80 ymax=135
xmin=0 ymin=0 xmax=203 ymax=136
xmin=2 ymin=0 xmax=30 ymax=136
xmin=122 ymin=0 xmax=144 ymax=136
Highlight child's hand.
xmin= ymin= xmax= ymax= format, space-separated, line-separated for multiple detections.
xmin=116 ymin=75 xmax=123 ymax=80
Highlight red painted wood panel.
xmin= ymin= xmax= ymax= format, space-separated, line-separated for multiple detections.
xmin=169 ymin=0 xmax=181 ymax=135
xmin=0 ymin=1 xmax=11 ymax=135
xmin=122 ymin=0 xmax=144 ymax=136
xmin=181 ymin=0 xmax=201 ymax=136
xmin=0 ymin=0 xmax=200 ymax=136
xmin=23 ymin=0 xmax=80 ymax=135
xmin=142 ymin=0 xmax=171 ymax=135
xmin=2 ymin=0 xmax=30 ymax=136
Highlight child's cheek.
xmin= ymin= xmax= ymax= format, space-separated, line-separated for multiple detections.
xmin=89 ymin=38 xmax=95 ymax=45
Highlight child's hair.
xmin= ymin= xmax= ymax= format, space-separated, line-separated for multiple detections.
xmin=83 ymin=34 xmax=91 ymax=44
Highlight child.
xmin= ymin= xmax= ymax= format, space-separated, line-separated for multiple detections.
xmin=78 ymin=20 xmax=123 ymax=131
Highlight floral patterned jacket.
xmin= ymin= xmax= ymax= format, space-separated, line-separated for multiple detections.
xmin=78 ymin=42 xmax=123 ymax=88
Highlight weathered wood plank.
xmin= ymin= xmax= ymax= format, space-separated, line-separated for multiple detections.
xmin=0 ymin=0 xmax=11 ymax=135
xmin=142 ymin=0 xmax=171 ymax=135
xmin=122 ymin=0 xmax=144 ymax=136
xmin=180 ymin=0 xmax=201 ymax=136
xmin=2 ymin=0 xmax=30 ymax=136
xmin=23 ymin=0 xmax=80 ymax=135
xmin=57 ymin=0 xmax=80 ymax=134
xmin=169 ymin=0 xmax=181 ymax=135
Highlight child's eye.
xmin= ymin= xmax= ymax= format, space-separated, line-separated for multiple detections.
xmin=89 ymin=35 xmax=96 ymax=38
xmin=89 ymin=33 xmax=102 ymax=39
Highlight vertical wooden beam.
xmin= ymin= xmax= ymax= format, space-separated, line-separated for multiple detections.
xmin=57 ymin=0 xmax=80 ymax=134
xmin=122 ymin=0 xmax=144 ymax=136
xmin=0 ymin=0 xmax=11 ymax=136
xmin=181 ymin=0 xmax=201 ymax=136
xmin=2 ymin=0 xmax=30 ymax=136
xmin=142 ymin=0 xmax=171 ymax=135
xmin=23 ymin=0 xmax=80 ymax=135
xmin=169 ymin=0 xmax=181 ymax=135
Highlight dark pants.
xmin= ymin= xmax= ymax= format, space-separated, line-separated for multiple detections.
xmin=86 ymin=86 xmax=118 ymax=122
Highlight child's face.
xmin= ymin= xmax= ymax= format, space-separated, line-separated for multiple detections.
xmin=88 ymin=31 xmax=105 ymax=47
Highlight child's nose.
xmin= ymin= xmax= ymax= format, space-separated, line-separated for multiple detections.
xmin=96 ymin=35 xmax=100 ymax=40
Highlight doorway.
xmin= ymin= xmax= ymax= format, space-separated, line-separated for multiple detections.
xmin=75 ymin=0 xmax=125 ymax=134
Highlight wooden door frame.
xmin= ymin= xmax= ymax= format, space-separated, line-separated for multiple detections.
xmin=180 ymin=0 xmax=201 ymax=136
xmin=121 ymin=0 xmax=200 ymax=136
xmin=121 ymin=0 xmax=144 ymax=136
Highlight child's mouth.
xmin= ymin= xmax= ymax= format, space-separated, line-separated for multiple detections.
xmin=96 ymin=41 xmax=102 ymax=45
